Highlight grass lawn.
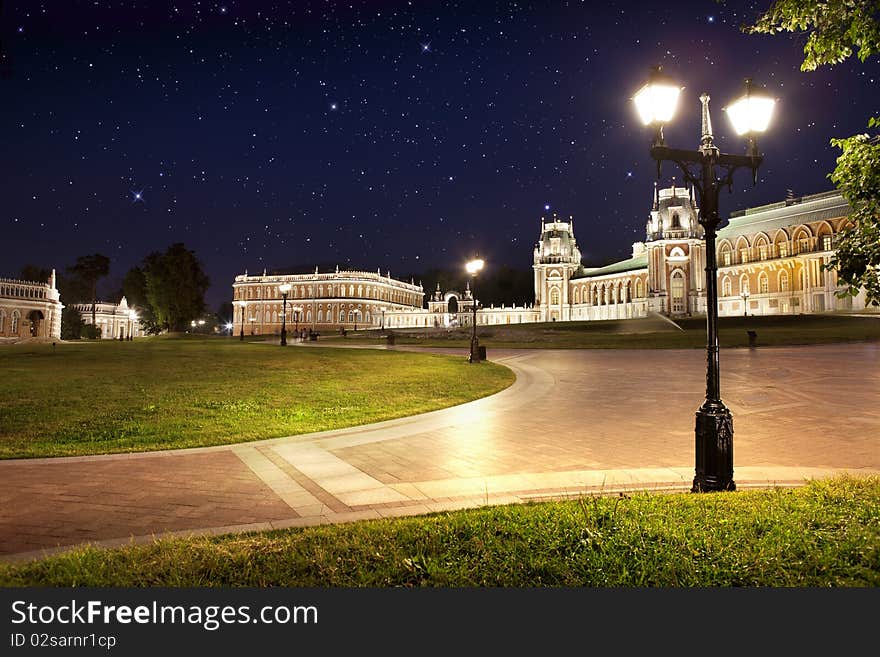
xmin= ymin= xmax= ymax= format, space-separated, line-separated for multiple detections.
xmin=0 ymin=336 xmax=514 ymax=459
xmin=1 ymin=475 xmax=876 ymax=587
xmin=342 ymin=313 xmax=880 ymax=349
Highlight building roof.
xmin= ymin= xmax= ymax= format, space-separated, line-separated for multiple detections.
xmin=718 ymin=190 xmax=849 ymax=238
xmin=573 ymin=253 xmax=648 ymax=279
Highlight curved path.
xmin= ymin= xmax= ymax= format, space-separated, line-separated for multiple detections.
xmin=1 ymin=343 xmax=878 ymax=562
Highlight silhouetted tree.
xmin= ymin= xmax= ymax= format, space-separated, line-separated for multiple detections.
xmin=66 ymin=254 xmax=111 ymax=325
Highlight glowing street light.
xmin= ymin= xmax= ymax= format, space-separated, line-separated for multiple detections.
xmin=128 ymin=309 xmax=137 ymax=341
xmin=633 ymin=66 xmax=775 ymax=493
xmin=465 ymin=258 xmax=484 ymax=363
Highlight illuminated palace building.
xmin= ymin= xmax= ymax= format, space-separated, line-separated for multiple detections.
xmin=0 ymin=270 xmax=62 ymax=341
xmin=233 ymin=185 xmax=867 ymax=334
xmin=232 ymin=268 xmax=428 ymax=335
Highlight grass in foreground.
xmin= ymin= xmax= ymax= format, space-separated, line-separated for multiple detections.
xmin=1 ymin=476 xmax=877 ymax=587
xmin=0 ymin=337 xmax=513 ymax=459
xmin=344 ymin=313 xmax=880 ymax=349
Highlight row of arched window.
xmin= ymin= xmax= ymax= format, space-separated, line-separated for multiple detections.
xmin=234 ymin=282 xmax=419 ymax=306
xmin=718 ymin=225 xmax=834 ymax=267
xmin=566 ymin=278 xmax=647 ymax=306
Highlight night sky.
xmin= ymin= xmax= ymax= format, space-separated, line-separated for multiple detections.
xmin=3 ymin=1 xmax=878 ymax=310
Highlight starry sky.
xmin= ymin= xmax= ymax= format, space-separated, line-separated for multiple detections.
xmin=2 ymin=1 xmax=878 ymax=310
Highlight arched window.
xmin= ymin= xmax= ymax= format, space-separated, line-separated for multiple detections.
xmin=550 ymin=288 xmax=560 ymax=305
xmin=635 ymin=279 xmax=643 ymax=298
xmin=720 ymin=243 xmax=733 ymax=267
xmin=317 ymin=310 xmax=323 ymax=323
xmin=758 ymin=272 xmax=769 ymax=294
xmin=340 ymin=311 xmax=345 ymax=322
xmin=779 ymin=270 xmax=790 ymax=292
xmin=272 ymin=311 xmax=278 ymax=323
xmin=671 ymin=212 xmax=681 ymax=228
xmin=348 ymin=311 xmax=354 ymax=322
xmin=722 ymin=276 xmax=732 ymax=297
xmin=0 ymin=310 xmax=5 ymax=333
xmin=670 ymin=271 xmax=685 ymax=313
xmin=349 ymin=285 xmax=354 ymax=296
xmin=740 ymin=276 xmax=750 ymax=295
xmin=574 ymin=287 xmax=581 ymax=304
xmin=306 ymin=310 xmax=312 ymax=322
xmin=11 ymin=311 xmax=20 ymax=334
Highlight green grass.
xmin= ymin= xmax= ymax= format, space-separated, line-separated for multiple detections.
xmin=1 ymin=475 xmax=876 ymax=587
xmin=0 ymin=336 xmax=514 ymax=459
xmin=348 ymin=313 xmax=880 ymax=349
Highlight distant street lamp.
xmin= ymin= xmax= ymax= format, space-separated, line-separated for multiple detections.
xmin=225 ymin=322 xmax=234 ymax=336
xmin=292 ymin=304 xmax=303 ymax=341
xmin=249 ymin=316 xmax=255 ymax=335
xmin=381 ymin=308 xmax=385 ymax=330
xmin=279 ymin=283 xmax=291 ymax=346
xmin=634 ymin=67 xmax=775 ymax=493
xmin=466 ymin=258 xmax=484 ymax=363
xmin=354 ymin=308 xmax=362 ymax=331
xmin=741 ymin=288 xmax=751 ymax=317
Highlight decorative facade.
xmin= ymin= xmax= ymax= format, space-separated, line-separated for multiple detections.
xmin=233 ymin=186 xmax=868 ymax=336
xmin=231 ymin=268 xmax=427 ymax=335
xmin=0 ymin=270 xmax=63 ymax=341
xmin=534 ymin=185 xmax=867 ymax=322
xmin=73 ymin=297 xmax=143 ymax=339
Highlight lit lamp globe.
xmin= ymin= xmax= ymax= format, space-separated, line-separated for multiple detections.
xmin=465 ymin=259 xmax=484 ymax=276
xmin=279 ymin=283 xmax=292 ymax=296
xmin=724 ymin=79 xmax=776 ymax=137
xmin=633 ymin=66 xmax=682 ymax=129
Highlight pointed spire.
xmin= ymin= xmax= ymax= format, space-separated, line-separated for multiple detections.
xmin=671 ymin=176 xmax=677 ymax=199
xmin=49 ymin=269 xmax=56 ymax=289
xmin=653 ymin=181 xmax=659 ymax=210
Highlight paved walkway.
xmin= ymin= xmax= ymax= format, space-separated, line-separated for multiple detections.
xmin=1 ymin=343 xmax=878 ymax=562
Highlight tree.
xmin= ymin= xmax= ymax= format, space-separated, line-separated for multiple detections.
xmin=18 ymin=264 xmax=51 ymax=283
xmin=745 ymin=1 xmax=880 ymax=305
xmin=138 ymin=243 xmax=210 ymax=332
xmin=60 ymin=306 xmax=84 ymax=340
xmin=122 ymin=266 xmax=161 ymax=334
xmin=66 ymin=254 xmax=111 ymax=324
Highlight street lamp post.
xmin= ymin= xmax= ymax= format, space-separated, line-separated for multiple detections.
xmin=634 ymin=67 xmax=775 ymax=493
xmin=741 ymin=288 xmax=750 ymax=317
xmin=465 ymin=258 xmax=484 ymax=363
xmin=292 ymin=305 xmax=302 ymax=341
xmin=240 ymin=306 xmax=245 ymax=341
xmin=128 ymin=310 xmax=137 ymax=341
xmin=279 ymin=283 xmax=291 ymax=346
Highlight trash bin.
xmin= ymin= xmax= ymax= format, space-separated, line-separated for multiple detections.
xmin=747 ymin=330 xmax=757 ymax=349
xmin=478 ymin=345 xmax=487 ymax=361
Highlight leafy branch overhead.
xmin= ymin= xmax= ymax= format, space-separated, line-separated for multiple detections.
xmin=746 ymin=1 xmax=880 ymax=306
xmin=744 ymin=0 xmax=880 ymax=71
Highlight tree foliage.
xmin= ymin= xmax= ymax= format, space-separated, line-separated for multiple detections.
xmin=746 ymin=1 xmax=880 ymax=306
xmin=122 ymin=266 xmax=161 ymax=335
xmin=60 ymin=306 xmax=84 ymax=340
xmin=132 ymin=243 xmax=210 ymax=332
xmin=66 ymin=254 xmax=111 ymax=323
xmin=745 ymin=0 xmax=880 ymax=71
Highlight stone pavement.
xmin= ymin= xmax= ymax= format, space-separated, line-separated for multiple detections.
xmin=1 ymin=343 xmax=878 ymax=562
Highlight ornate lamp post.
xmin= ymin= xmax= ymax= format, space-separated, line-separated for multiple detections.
xmin=279 ymin=283 xmax=291 ymax=346
xmin=741 ymin=288 xmax=750 ymax=317
xmin=465 ymin=258 xmax=484 ymax=363
xmin=634 ymin=67 xmax=775 ymax=492
xmin=292 ymin=304 xmax=303 ymax=341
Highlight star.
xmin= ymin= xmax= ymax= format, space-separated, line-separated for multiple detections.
xmin=544 ymin=204 xmax=550 ymax=211
xmin=329 ymin=102 xmax=338 ymax=111
xmin=420 ymin=42 xmax=431 ymax=53
xmin=131 ymin=189 xmax=144 ymax=203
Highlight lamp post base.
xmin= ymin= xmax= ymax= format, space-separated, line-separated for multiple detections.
xmin=469 ymin=337 xmax=481 ymax=363
xmin=692 ymin=402 xmax=735 ymax=492
xmin=280 ymin=329 xmax=287 ymax=347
